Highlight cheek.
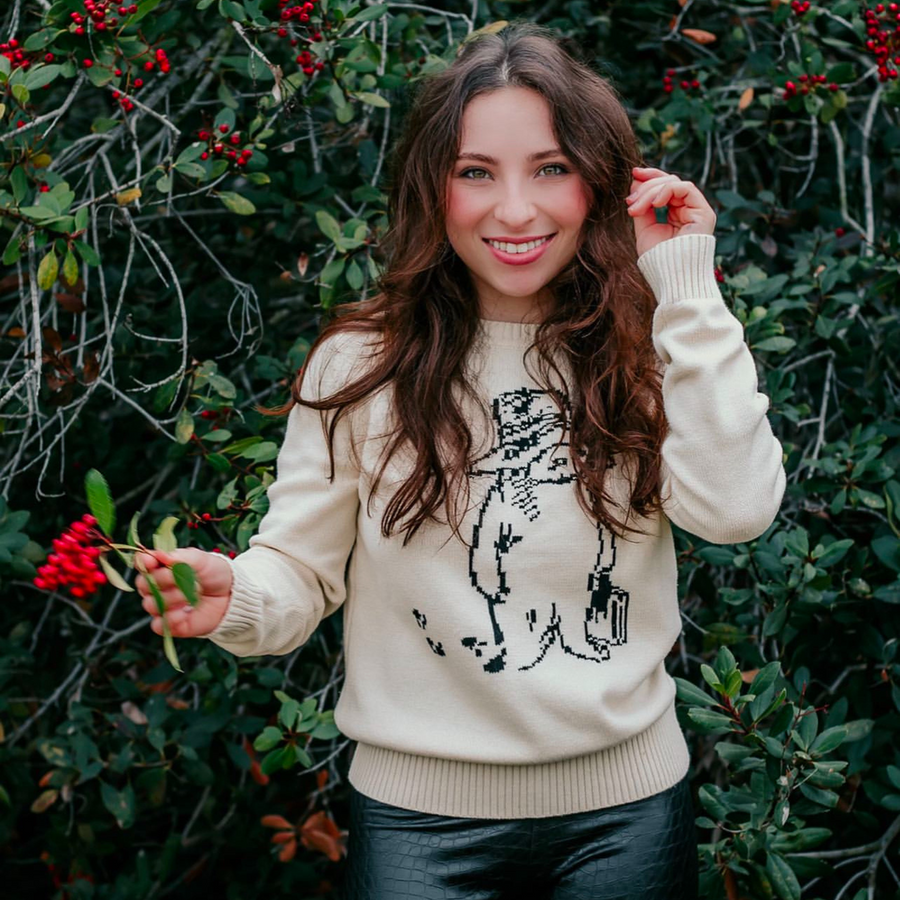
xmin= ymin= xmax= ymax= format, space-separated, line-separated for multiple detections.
xmin=446 ymin=185 xmax=483 ymax=232
xmin=557 ymin=182 xmax=590 ymax=226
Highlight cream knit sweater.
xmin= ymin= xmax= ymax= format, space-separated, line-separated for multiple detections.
xmin=205 ymin=233 xmax=786 ymax=819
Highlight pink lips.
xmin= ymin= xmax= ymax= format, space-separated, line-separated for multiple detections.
xmin=483 ymin=233 xmax=556 ymax=266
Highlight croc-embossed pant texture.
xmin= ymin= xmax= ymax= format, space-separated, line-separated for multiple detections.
xmin=340 ymin=773 xmax=699 ymax=900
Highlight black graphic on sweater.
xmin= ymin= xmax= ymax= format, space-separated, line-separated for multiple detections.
xmin=413 ymin=387 xmax=629 ymax=673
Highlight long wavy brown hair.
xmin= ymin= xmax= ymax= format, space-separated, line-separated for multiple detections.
xmin=266 ymin=20 xmax=670 ymax=549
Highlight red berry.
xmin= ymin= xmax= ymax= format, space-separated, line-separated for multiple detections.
xmin=228 ymin=551 xmax=237 ymax=559
xmin=835 ymin=227 xmax=846 ymax=236
xmin=202 ymin=513 xmax=212 ymax=521
xmin=200 ymin=151 xmax=209 ymax=160
xmin=219 ymin=123 xmax=229 ymax=133
xmin=134 ymin=78 xmax=143 ymax=87
xmin=83 ymin=59 xmax=93 ymax=67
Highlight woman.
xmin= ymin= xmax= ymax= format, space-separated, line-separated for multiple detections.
xmin=135 ymin=21 xmax=785 ymax=900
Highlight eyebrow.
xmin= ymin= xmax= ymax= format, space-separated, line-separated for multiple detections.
xmin=456 ymin=149 xmax=565 ymax=164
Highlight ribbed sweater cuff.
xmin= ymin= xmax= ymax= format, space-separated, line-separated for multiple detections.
xmin=347 ymin=700 xmax=691 ymax=819
xmin=636 ymin=232 xmax=720 ymax=307
xmin=201 ymin=555 xmax=264 ymax=640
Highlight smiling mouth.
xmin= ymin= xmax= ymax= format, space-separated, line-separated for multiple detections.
xmin=482 ymin=233 xmax=556 ymax=246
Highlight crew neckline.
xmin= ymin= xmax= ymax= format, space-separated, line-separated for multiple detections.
xmin=476 ymin=317 xmax=541 ymax=347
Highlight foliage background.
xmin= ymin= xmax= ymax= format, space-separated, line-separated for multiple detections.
xmin=1 ymin=0 xmax=900 ymax=897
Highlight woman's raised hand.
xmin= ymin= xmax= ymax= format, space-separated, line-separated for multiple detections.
xmin=135 ymin=547 xmax=234 ymax=638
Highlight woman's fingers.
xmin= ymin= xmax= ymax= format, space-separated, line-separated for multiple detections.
xmin=628 ymin=179 xmax=689 ymax=215
xmin=141 ymin=589 xmax=191 ymax=616
xmin=148 ymin=606 xmax=192 ymax=636
xmin=135 ymin=565 xmax=176 ymax=591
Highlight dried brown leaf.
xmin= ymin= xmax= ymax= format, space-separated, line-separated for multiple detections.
xmin=738 ymin=87 xmax=754 ymax=110
xmin=261 ymin=814 xmax=294 ymax=830
xmin=56 ymin=292 xmax=86 ymax=314
xmin=682 ymin=28 xmax=717 ymax=44
xmin=121 ymin=701 xmax=148 ymax=725
xmin=42 ymin=327 xmax=63 ymax=353
xmin=300 ymin=811 xmax=346 ymax=862
xmin=278 ymin=838 xmax=297 ymax=862
xmin=82 ymin=351 xmax=99 ymax=385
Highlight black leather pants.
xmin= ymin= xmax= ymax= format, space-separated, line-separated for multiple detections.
xmin=341 ymin=774 xmax=699 ymax=899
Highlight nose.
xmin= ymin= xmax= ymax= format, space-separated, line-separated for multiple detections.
xmin=493 ymin=181 xmax=538 ymax=228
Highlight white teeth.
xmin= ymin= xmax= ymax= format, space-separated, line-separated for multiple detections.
xmin=487 ymin=235 xmax=551 ymax=253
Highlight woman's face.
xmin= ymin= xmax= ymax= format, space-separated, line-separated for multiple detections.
xmin=445 ymin=86 xmax=591 ymax=323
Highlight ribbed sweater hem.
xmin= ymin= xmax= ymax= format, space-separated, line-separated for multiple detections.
xmin=347 ymin=699 xmax=691 ymax=819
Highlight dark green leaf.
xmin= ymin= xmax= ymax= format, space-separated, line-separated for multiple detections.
xmin=171 ymin=562 xmax=199 ymax=607
xmin=85 ymin=469 xmax=116 ymax=535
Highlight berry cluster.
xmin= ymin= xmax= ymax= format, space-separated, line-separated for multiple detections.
xmin=212 ymin=546 xmax=239 ymax=559
xmin=274 ymin=0 xmax=328 ymax=75
xmin=147 ymin=46 xmax=171 ymax=74
xmin=33 ymin=514 xmax=108 ymax=598
xmin=790 ymin=0 xmax=811 ymax=16
xmin=661 ymin=69 xmax=701 ymax=94
xmin=0 ymin=39 xmax=57 ymax=75
xmin=186 ymin=512 xmax=222 ymax=531
xmin=110 ymin=88 xmax=136 ymax=113
xmin=714 ymin=267 xmax=725 ymax=283
xmin=197 ymin=127 xmax=253 ymax=166
xmin=199 ymin=406 xmax=232 ymax=420
xmin=782 ymin=73 xmax=840 ymax=99
xmin=70 ymin=2 xmax=135 ymax=34
xmin=863 ymin=4 xmax=900 ymax=83
xmin=294 ymin=48 xmax=324 ymax=77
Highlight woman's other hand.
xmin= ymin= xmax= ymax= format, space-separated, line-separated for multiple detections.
xmin=134 ymin=547 xmax=234 ymax=638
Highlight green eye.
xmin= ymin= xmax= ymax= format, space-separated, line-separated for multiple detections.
xmin=459 ymin=164 xmax=570 ymax=179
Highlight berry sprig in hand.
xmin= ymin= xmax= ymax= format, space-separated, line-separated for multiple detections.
xmin=33 ymin=469 xmax=232 ymax=673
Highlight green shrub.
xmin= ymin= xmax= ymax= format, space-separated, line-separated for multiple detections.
xmin=1 ymin=1 xmax=899 ymax=898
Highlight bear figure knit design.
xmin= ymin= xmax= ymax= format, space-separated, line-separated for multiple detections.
xmin=413 ymin=386 xmax=630 ymax=674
